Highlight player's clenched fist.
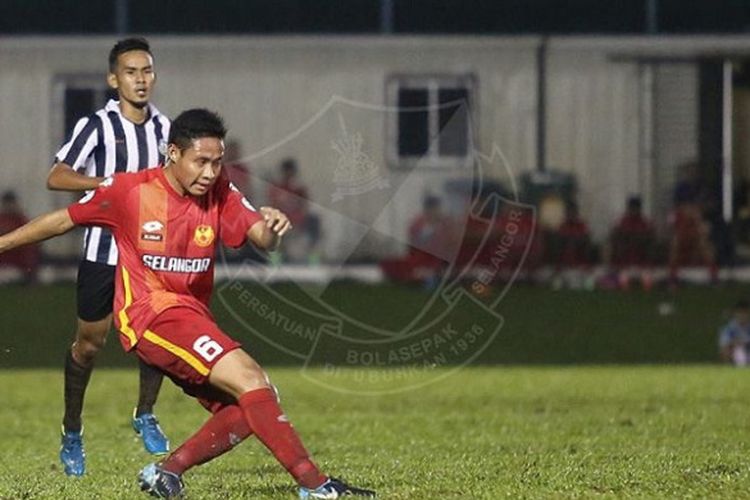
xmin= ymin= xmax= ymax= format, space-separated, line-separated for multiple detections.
xmin=259 ymin=206 xmax=292 ymax=236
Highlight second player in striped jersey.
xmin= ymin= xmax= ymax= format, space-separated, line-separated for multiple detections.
xmin=47 ymin=37 xmax=171 ymax=477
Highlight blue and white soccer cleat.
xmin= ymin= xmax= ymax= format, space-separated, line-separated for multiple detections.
xmin=138 ymin=463 xmax=185 ymax=499
xmin=132 ymin=409 xmax=170 ymax=455
xmin=299 ymin=477 xmax=376 ymax=499
xmin=59 ymin=427 xmax=86 ymax=476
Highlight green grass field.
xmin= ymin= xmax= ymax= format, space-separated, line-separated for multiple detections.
xmin=3 ymin=282 xmax=750 ymax=497
xmin=2 ymin=366 xmax=750 ymax=499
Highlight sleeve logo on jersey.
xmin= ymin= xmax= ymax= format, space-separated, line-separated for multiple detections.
xmin=241 ymin=197 xmax=256 ymax=212
xmin=78 ymin=177 xmax=114 ymax=205
xmin=194 ymin=225 xmax=215 ymax=247
xmin=141 ymin=220 xmax=165 ymax=242
xmin=78 ymin=190 xmax=96 ymax=205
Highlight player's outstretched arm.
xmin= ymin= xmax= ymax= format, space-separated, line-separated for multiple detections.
xmin=47 ymin=162 xmax=105 ymax=192
xmin=0 ymin=208 xmax=75 ymax=254
xmin=247 ymin=207 xmax=292 ymax=251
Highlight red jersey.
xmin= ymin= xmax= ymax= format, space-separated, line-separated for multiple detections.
xmin=68 ymin=168 xmax=262 ymax=351
xmin=558 ymin=218 xmax=590 ymax=238
xmin=615 ymin=213 xmax=653 ymax=235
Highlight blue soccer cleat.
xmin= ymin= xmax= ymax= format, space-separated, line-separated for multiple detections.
xmin=132 ymin=409 xmax=170 ymax=455
xmin=299 ymin=477 xmax=376 ymax=499
xmin=138 ymin=463 xmax=185 ymax=499
xmin=59 ymin=427 xmax=86 ymax=477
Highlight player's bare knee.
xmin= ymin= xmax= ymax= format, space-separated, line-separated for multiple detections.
xmin=72 ymin=336 xmax=105 ymax=364
xmin=240 ymin=365 xmax=270 ymax=392
xmin=72 ymin=323 xmax=108 ymax=363
xmin=210 ymin=349 xmax=270 ymax=398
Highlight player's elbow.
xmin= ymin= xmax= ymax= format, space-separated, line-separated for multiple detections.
xmin=247 ymin=223 xmax=278 ymax=251
xmin=52 ymin=209 xmax=76 ymax=235
xmin=47 ymin=165 xmax=65 ymax=191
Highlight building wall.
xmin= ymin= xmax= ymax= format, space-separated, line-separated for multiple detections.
xmin=2 ymin=35 xmax=749 ymax=258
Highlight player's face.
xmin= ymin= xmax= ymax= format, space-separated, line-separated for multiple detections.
xmin=171 ymin=138 xmax=225 ymax=196
xmin=108 ymin=50 xmax=155 ymax=109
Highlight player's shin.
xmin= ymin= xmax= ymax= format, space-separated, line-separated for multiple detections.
xmin=136 ymin=359 xmax=164 ymax=416
xmin=62 ymin=348 xmax=94 ymax=432
xmin=238 ymin=388 xmax=327 ymax=489
xmin=161 ymin=404 xmax=252 ymax=476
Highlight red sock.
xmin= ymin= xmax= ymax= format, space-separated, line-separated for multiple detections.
xmin=161 ymin=405 xmax=252 ymax=476
xmin=238 ymin=388 xmax=326 ymax=489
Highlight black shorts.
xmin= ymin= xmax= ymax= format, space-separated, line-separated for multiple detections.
xmin=76 ymin=260 xmax=115 ymax=322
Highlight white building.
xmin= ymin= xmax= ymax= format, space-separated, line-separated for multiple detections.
xmin=1 ymin=35 xmax=748 ymax=260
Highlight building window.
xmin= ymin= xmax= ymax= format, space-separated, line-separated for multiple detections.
xmin=387 ymin=74 xmax=476 ymax=169
xmin=51 ymin=75 xmax=116 ymax=145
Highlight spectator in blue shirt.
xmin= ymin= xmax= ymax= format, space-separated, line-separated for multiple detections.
xmin=719 ymin=299 xmax=750 ymax=366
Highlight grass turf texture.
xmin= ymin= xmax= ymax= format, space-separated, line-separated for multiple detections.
xmin=2 ymin=366 xmax=750 ymax=498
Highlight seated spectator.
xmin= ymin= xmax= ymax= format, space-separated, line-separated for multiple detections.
xmin=267 ymin=158 xmax=321 ymax=264
xmin=719 ymin=299 xmax=750 ymax=366
xmin=381 ymin=194 xmax=452 ymax=288
xmin=673 ymin=160 xmax=705 ymax=207
xmin=548 ymin=201 xmax=593 ymax=269
xmin=545 ymin=201 xmax=594 ymax=289
xmin=0 ymin=190 xmax=39 ymax=283
xmin=487 ymin=202 xmax=543 ymax=277
xmin=609 ymin=196 xmax=655 ymax=290
xmin=668 ymin=160 xmax=717 ymax=285
xmin=668 ymin=199 xmax=717 ymax=286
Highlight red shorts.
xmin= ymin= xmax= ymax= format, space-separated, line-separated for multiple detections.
xmin=132 ymin=307 xmax=241 ymax=413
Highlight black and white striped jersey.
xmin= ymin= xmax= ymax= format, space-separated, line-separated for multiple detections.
xmin=54 ymin=99 xmax=170 ymax=266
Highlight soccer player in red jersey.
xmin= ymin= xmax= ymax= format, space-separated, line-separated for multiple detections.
xmin=0 ymin=109 xmax=374 ymax=499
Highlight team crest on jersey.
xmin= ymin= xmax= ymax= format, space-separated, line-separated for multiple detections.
xmin=194 ymin=225 xmax=215 ymax=247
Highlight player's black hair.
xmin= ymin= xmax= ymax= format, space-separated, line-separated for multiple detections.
xmin=1 ymin=190 xmax=17 ymax=204
xmin=627 ymin=196 xmax=642 ymax=211
xmin=280 ymin=158 xmax=298 ymax=174
xmin=735 ymin=299 xmax=750 ymax=311
xmin=109 ymin=37 xmax=152 ymax=73
xmin=423 ymin=194 xmax=440 ymax=210
xmin=168 ymin=109 xmax=227 ymax=151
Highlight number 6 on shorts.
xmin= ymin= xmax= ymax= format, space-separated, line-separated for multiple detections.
xmin=193 ymin=335 xmax=224 ymax=362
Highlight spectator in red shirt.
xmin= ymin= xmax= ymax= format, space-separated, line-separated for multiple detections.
xmin=609 ymin=196 xmax=655 ymax=290
xmin=667 ymin=160 xmax=717 ymax=285
xmin=267 ymin=158 xmax=321 ymax=263
xmin=0 ymin=190 xmax=39 ymax=283
xmin=552 ymin=201 xmax=593 ymax=268
xmin=544 ymin=200 xmax=594 ymax=289
xmin=381 ymin=195 xmax=452 ymax=288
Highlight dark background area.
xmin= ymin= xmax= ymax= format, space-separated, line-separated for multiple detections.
xmin=0 ymin=282 xmax=732 ymax=368
xmin=3 ymin=0 xmax=750 ymax=35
